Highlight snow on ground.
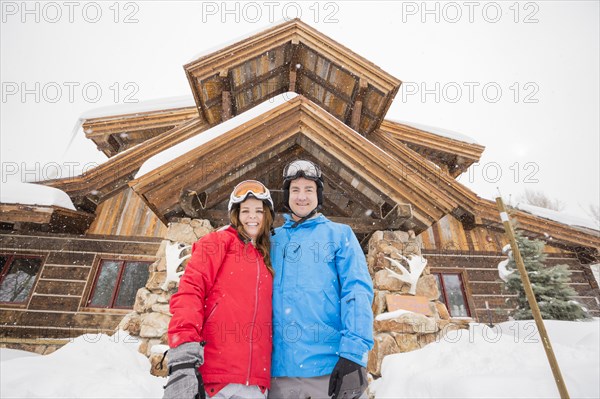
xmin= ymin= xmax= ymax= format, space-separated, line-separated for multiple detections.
xmin=0 ymin=320 xmax=598 ymax=398
xmin=0 ymin=348 xmax=40 ymax=362
xmin=0 ymin=332 xmax=165 ymax=399
xmin=371 ymin=319 xmax=600 ymax=399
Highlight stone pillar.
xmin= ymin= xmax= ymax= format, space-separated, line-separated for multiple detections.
xmin=366 ymin=230 xmax=471 ymax=377
xmin=118 ymin=218 xmax=213 ymax=376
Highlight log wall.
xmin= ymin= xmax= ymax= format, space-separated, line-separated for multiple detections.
xmin=419 ymin=214 xmax=567 ymax=254
xmin=0 ymin=231 xmax=161 ymax=339
xmin=419 ymin=215 xmax=600 ymax=320
xmin=87 ymin=188 xmax=167 ymax=238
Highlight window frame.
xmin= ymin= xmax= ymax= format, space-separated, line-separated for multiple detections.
xmin=86 ymin=259 xmax=151 ymax=310
xmin=432 ymin=269 xmax=472 ymax=318
xmin=0 ymin=254 xmax=44 ymax=306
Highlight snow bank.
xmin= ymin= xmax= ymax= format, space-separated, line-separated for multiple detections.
xmin=0 ymin=332 xmax=165 ymax=399
xmin=0 ymin=348 xmax=41 ymax=361
xmin=135 ymin=92 xmax=298 ymax=178
xmin=0 ymin=182 xmax=76 ymax=210
xmin=371 ymin=319 xmax=600 ymax=399
xmin=1 ymin=320 xmax=598 ymax=398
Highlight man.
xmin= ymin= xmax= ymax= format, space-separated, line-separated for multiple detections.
xmin=270 ymin=160 xmax=374 ymax=399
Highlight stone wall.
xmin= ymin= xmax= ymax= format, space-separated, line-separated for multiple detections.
xmin=366 ymin=230 xmax=471 ymax=377
xmin=118 ymin=218 xmax=213 ymax=376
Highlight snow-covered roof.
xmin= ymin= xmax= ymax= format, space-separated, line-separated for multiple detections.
xmin=390 ymin=119 xmax=479 ymax=145
xmin=79 ymin=96 xmax=196 ymax=121
xmin=0 ymin=182 xmax=77 ymax=211
xmin=516 ymin=202 xmax=600 ymax=232
xmin=185 ymin=19 xmax=286 ymax=64
xmin=135 ymin=92 xmax=298 ymax=179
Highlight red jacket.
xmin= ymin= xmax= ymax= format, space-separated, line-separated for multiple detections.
xmin=168 ymin=226 xmax=273 ymax=388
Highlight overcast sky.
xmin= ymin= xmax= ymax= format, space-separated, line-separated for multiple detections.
xmin=1 ymin=1 xmax=598 ymax=220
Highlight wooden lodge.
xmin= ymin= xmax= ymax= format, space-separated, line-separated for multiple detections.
xmin=1 ymin=20 xmax=599 ymax=350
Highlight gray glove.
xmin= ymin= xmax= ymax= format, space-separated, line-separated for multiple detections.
xmin=163 ymin=342 xmax=205 ymax=399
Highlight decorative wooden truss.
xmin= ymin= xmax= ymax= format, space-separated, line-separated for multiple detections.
xmin=378 ymin=120 xmax=485 ymax=178
xmin=184 ymin=19 xmax=401 ymax=135
xmin=83 ymin=106 xmax=198 ymax=158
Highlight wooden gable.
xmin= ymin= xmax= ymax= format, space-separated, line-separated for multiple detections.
xmin=83 ymin=106 xmax=198 ymax=157
xmin=184 ymin=19 xmax=401 ymax=135
xmin=378 ymin=120 xmax=485 ymax=177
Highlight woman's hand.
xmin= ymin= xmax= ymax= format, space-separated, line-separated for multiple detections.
xmin=163 ymin=342 xmax=205 ymax=399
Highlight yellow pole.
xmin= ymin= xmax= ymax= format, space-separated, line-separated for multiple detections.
xmin=495 ymin=197 xmax=570 ymax=399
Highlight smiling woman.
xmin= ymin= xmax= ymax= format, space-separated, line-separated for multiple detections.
xmin=164 ymin=180 xmax=275 ymax=399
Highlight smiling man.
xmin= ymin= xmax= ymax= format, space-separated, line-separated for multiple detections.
xmin=269 ymin=160 xmax=374 ymax=399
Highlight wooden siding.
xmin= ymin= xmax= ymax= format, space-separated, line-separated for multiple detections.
xmin=427 ymin=253 xmax=600 ymax=322
xmin=88 ymin=188 xmax=167 ymax=238
xmin=418 ymin=214 xmax=572 ymax=255
xmin=420 ymin=215 xmax=600 ymax=321
xmin=0 ymin=232 xmax=160 ymax=339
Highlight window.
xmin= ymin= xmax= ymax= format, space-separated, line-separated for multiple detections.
xmin=433 ymin=272 xmax=471 ymax=317
xmin=0 ymin=255 xmax=43 ymax=304
xmin=88 ymin=260 xmax=150 ymax=309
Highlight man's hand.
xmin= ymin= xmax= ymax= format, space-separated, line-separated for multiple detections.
xmin=328 ymin=357 xmax=368 ymax=399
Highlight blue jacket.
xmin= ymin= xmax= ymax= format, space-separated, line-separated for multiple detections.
xmin=271 ymin=214 xmax=374 ymax=377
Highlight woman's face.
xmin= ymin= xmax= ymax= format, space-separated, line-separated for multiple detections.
xmin=238 ymin=197 xmax=264 ymax=240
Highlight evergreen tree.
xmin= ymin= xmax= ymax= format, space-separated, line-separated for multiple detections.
xmin=504 ymin=231 xmax=589 ymax=321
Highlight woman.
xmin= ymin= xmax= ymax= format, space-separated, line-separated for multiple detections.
xmin=163 ymin=180 xmax=275 ymax=399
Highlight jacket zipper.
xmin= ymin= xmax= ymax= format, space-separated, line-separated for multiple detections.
xmin=247 ymin=251 xmax=261 ymax=385
xmin=205 ymin=303 xmax=218 ymax=322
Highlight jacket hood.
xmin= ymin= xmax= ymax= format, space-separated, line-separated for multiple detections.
xmin=281 ymin=213 xmax=329 ymax=229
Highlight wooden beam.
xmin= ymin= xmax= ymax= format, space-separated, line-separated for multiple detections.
xmin=350 ymin=79 xmax=368 ymax=131
xmin=289 ymin=70 xmax=297 ymax=93
xmin=222 ymin=91 xmax=232 ymax=121
xmin=381 ymin=203 xmax=413 ymax=230
xmin=0 ymin=204 xmax=94 ymax=234
xmin=289 ymin=42 xmax=300 ymax=92
xmin=220 ymin=70 xmax=233 ymax=121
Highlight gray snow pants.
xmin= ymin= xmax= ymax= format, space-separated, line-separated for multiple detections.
xmin=269 ymin=375 xmax=368 ymax=399
xmin=207 ymin=384 xmax=266 ymax=399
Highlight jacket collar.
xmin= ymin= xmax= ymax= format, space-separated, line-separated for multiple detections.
xmin=282 ymin=213 xmax=328 ymax=229
xmin=223 ymin=225 xmax=252 ymax=245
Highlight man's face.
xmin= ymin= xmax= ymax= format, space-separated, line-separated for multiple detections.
xmin=288 ymin=177 xmax=318 ymax=220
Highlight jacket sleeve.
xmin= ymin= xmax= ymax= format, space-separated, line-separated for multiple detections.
xmin=167 ymin=232 xmax=228 ymax=348
xmin=336 ymin=225 xmax=374 ymax=367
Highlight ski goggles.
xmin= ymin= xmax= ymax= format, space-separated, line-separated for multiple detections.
xmin=228 ymin=180 xmax=273 ymax=210
xmin=282 ymin=160 xmax=322 ymax=181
